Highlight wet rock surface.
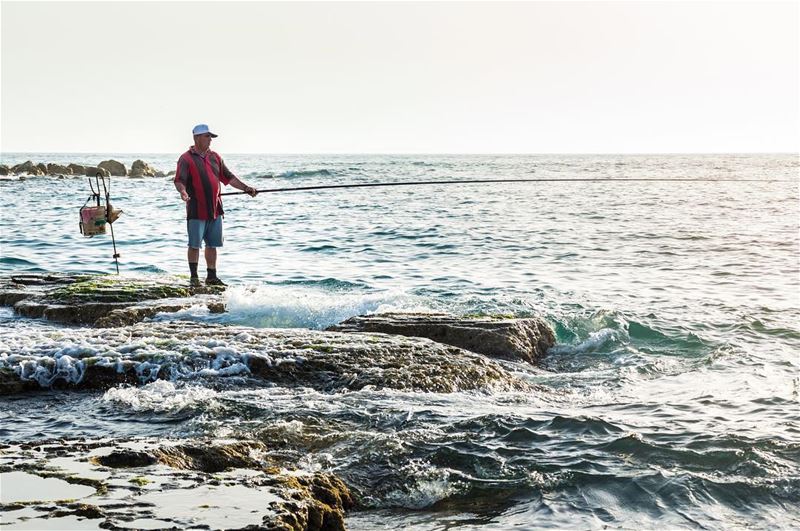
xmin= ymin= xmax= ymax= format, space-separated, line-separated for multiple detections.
xmin=329 ymin=312 xmax=556 ymax=365
xmin=0 ymin=438 xmax=353 ymax=531
xmin=0 ymin=368 xmax=39 ymax=394
xmin=0 ymin=272 xmax=556 ymax=529
xmin=0 ymin=321 xmax=532 ymax=395
xmin=0 ymin=273 xmax=223 ymax=327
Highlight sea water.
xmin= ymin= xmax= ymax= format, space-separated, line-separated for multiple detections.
xmin=0 ymin=153 xmax=798 ymax=529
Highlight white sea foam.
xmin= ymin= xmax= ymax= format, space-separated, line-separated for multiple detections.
xmin=0 ymin=325 xmax=261 ymax=386
xmin=18 ymin=354 xmax=85 ymax=387
xmin=151 ymin=303 xmax=210 ymax=321
xmin=383 ymin=459 xmax=464 ymax=509
xmin=198 ymin=362 xmax=249 ymax=377
xmin=103 ymin=380 xmax=218 ymax=412
xmin=216 ymin=284 xmax=441 ymax=330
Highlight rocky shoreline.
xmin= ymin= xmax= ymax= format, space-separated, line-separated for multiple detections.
xmin=0 ymin=274 xmax=554 ymax=395
xmin=0 ymin=272 xmax=557 ymax=529
xmin=0 ymin=159 xmax=169 ymax=178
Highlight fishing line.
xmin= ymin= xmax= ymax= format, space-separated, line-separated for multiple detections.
xmin=220 ymin=177 xmax=789 ymax=196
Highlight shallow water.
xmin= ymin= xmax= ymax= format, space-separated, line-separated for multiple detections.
xmin=0 ymin=153 xmax=798 ymax=528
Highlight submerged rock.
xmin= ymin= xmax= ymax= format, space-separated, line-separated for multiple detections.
xmin=0 ymin=321 xmax=531 ymax=395
xmin=329 ymin=312 xmax=556 ymax=365
xmin=0 ymin=368 xmax=39 ymax=394
xmin=0 ymin=273 xmax=223 ymax=327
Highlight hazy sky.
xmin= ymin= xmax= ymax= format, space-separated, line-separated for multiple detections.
xmin=1 ymin=1 xmax=798 ymax=154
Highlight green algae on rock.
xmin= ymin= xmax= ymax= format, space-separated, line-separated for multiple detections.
xmin=0 ymin=273 xmax=225 ymax=327
xmin=47 ymin=276 xmax=190 ymax=303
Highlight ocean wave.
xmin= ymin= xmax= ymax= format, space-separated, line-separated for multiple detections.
xmin=275 ymin=169 xmax=333 ymax=178
xmin=271 ymin=278 xmax=372 ymax=291
xmin=0 ymin=256 xmax=38 ymax=266
xmin=352 ymin=411 xmax=800 ymax=522
xmin=547 ymin=328 xmax=618 ymax=355
xmin=170 ymin=283 xmax=439 ymax=330
xmin=544 ymin=308 xmax=722 ymax=377
xmin=241 ymin=172 xmax=277 ymax=179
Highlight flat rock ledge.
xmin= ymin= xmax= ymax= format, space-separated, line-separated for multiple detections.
xmin=328 ymin=312 xmax=556 ymax=365
xmin=0 ymin=273 xmax=223 ymax=327
xmin=1 ymin=438 xmax=353 ymax=531
xmin=0 ymin=321 xmax=532 ymax=395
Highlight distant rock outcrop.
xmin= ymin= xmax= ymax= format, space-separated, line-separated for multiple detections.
xmin=4 ymin=160 xmax=166 ymax=177
xmin=98 ymin=159 xmax=127 ymax=176
xmin=46 ymin=163 xmax=72 ymax=175
xmin=85 ymin=166 xmax=110 ymax=177
xmin=130 ymin=159 xmax=157 ymax=177
xmin=329 ymin=312 xmax=556 ymax=365
xmin=68 ymin=163 xmax=86 ymax=174
xmin=10 ymin=161 xmax=44 ymax=175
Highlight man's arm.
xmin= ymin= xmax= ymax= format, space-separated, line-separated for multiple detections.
xmin=228 ymin=176 xmax=258 ymax=197
xmin=220 ymin=158 xmax=257 ymax=197
xmin=174 ymin=158 xmax=190 ymax=202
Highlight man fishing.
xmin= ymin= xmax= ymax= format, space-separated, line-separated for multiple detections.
xmin=174 ymin=124 xmax=258 ymax=287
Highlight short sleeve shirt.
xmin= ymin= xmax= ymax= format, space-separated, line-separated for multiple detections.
xmin=174 ymin=147 xmax=236 ymax=220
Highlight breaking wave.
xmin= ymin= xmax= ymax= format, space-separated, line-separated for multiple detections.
xmin=275 ymin=169 xmax=333 ymax=178
xmin=156 ymin=282 xmax=441 ymax=330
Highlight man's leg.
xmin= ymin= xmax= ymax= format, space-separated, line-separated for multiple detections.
xmin=204 ymin=217 xmax=225 ymax=285
xmin=187 ymin=220 xmax=203 ymax=286
xmin=205 ymin=247 xmax=223 ymax=284
xmin=188 ymin=248 xmax=200 ymax=271
xmin=205 ymin=247 xmax=217 ymax=270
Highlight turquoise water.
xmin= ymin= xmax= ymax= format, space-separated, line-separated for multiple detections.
xmin=1 ymin=153 xmax=798 ymax=528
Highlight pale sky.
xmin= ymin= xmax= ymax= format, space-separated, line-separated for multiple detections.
xmin=1 ymin=1 xmax=798 ymax=154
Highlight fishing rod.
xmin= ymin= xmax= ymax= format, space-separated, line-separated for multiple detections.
xmin=220 ymin=177 xmax=785 ymax=196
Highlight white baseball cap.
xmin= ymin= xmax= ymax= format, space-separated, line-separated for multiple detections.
xmin=192 ymin=124 xmax=218 ymax=137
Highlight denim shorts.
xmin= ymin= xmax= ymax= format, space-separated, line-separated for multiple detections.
xmin=187 ymin=217 xmax=223 ymax=249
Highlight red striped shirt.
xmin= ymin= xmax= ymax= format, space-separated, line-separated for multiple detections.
xmin=174 ymin=147 xmax=235 ymax=220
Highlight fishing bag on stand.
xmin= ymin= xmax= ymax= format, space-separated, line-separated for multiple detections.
xmin=78 ymin=172 xmax=123 ymax=272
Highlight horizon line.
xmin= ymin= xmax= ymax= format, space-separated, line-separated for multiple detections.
xmin=2 ymin=151 xmax=798 ymax=157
